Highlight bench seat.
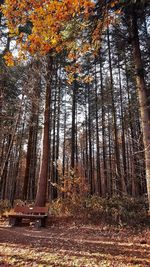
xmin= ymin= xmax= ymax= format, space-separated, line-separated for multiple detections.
xmin=9 ymin=206 xmax=49 ymax=228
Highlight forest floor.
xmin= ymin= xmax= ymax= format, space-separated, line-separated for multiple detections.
xmin=0 ymin=217 xmax=150 ymax=267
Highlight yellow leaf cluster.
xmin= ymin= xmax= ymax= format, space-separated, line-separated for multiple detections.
xmin=83 ymin=75 xmax=94 ymax=84
xmin=2 ymin=0 xmax=95 ymax=61
xmin=3 ymin=52 xmax=14 ymax=66
xmin=67 ymin=73 xmax=75 ymax=85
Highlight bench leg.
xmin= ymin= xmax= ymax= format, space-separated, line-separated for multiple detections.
xmin=41 ymin=217 xmax=47 ymax=227
xmin=9 ymin=217 xmax=16 ymax=226
xmin=35 ymin=219 xmax=42 ymax=228
xmin=9 ymin=217 xmax=22 ymax=226
xmin=35 ymin=218 xmax=47 ymax=228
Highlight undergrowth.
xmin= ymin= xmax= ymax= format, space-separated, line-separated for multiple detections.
xmin=0 ymin=196 xmax=149 ymax=226
xmin=49 ymin=196 xmax=149 ymax=226
xmin=0 ymin=200 xmax=11 ymax=216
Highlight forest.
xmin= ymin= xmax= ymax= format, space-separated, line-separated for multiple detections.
xmin=0 ymin=0 xmax=150 ymax=266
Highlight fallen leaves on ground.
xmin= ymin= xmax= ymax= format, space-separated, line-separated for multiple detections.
xmin=0 ymin=219 xmax=150 ymax=266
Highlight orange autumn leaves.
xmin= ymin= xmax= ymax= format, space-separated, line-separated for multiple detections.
xmin=3 ymin=52 xmax=14 ymax=67
xmin=2 ymin=0 xmax=94 ymax=65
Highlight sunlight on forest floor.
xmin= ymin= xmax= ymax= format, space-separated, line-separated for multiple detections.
xmin=1 ymin=243 xmax=149 ymax=267
xmin=0 ymin=222 xmax=150 ymax=267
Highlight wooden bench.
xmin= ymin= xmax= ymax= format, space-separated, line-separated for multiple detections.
xmin=9 ymin=206 xmax=49 ymax=228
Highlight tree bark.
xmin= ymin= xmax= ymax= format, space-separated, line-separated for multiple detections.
xmin=107 ymin=27 xmax=122 ymax=195
xmin=87 ymin=83 xmax=93 ymax=195
xmin=130 ymin=10 xmax=150 ymax=210
xmin=94 ymin=62 xmax=101 ymax=195
xmin=100 ymin=58 xmax=107 ymax=196
xmin=35 ymin=56 xmax=52 ymax=207
xmin=71 ymin=76 xmax=77 ymax=170
xmin=117 ymin=55 xmax=127 ymax=194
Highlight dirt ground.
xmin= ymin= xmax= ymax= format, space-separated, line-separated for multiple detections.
xmin=0 ymin=218 xmax=150 ymax=267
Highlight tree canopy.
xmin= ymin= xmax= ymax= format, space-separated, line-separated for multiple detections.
xmin=2 ymin=0 xmax=94 ymax=64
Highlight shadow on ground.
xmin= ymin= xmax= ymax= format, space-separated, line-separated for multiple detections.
xmin=0 ymin=222 xmax=150 ymax=266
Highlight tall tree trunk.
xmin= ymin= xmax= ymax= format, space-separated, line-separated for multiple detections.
xmin=23 ymin=78 xmax=40 ymax=201
xmin=85 ymin=98 xmax=89 ymax=184
xmin=100 ymin=57 xmax=107 ymax=196
xmin=94 ymin=62 xmax=101 ymax=195
xmin=62 ymin=99 xmax=67 ymax=176
xmin=124 ymin=54 xmax=138 ymax=195
xmin=75 ymin=106 xmax=78 ymax=166
xmin=117 ymin=55 xmax=127 ymax=194
xmin=51 ymin=81 xmax=57 ymax=200
xmin=10 ymin=123 xmax=24 ymax=205
xmin=23 ymin=107 xmax=34 ymax=200
xmin=71 ymin=76 xmax=77 ymax=170
xmin=87 ymin=83 xmax=93 ymax=195
xmin=1 ymin=133 xmax=11 ymax=199
xmin=0 ymin=100 xmax=22 ymax=194
xmin=35 ymin=56 xmax=52 ymax=206
xmin=130 ymin=10 xmax=150 ymax=211
xmin=55 ymin=75 xmax=61 ymax=196
xmin=108 ymin=108 xmax=113 ymax=196
xmin=107 ymin=27 xmax=122 ymax=195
